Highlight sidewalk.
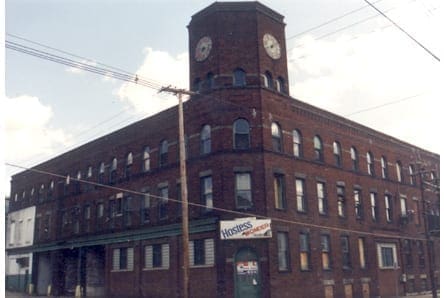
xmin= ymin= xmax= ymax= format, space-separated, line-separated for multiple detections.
xmin=4 ymin=290 xmax=439 ymax=297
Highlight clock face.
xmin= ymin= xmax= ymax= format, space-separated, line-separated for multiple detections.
xmin=263 ymin=33 xmax=281 ymax=59
xmin=195 ymin=36 xmax=212 ymax=62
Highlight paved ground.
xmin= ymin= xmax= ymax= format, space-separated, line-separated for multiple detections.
xmin=5 ymin=290 xmax=439 ymax=297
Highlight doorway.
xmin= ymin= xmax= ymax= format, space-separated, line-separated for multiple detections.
xmin=234 ymin=247 xmax=261 ymax=298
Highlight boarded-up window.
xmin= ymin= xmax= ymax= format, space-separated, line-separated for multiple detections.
xmin=344 ymin=284 xmax=353 ymax=298
xmin=189 ymin=238 xmax=214 ymax=266
xmin=145 ymin=244 xmax=169 ymax=269
xmin=112 ymin=247 xmax=134 ymax=271
xmin=324 ymin=285 xmax=334 ymax=298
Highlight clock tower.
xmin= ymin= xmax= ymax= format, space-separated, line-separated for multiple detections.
xmin=188 ymin=1 xmax=289 ymax=94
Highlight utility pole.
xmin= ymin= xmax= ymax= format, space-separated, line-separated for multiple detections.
xmin=416 ymin=165 xmax=438 ymax=298
xmin=159 ymin=86 xmax=195 ymax=298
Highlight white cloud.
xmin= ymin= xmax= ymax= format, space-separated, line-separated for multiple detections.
xmin=288 ymin=16 xmax=441 ymax=153
xmin=117 ymin=48 xmax=189 ymax=116
xmin=4 ymin=95 xmax=72 ymax=166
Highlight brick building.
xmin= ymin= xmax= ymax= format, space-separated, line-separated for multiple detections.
xmin=6 ymin=2 xmax=439 ymax=298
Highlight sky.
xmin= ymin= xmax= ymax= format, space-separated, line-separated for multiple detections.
xmin=1 ymin=0 xmax=442 ymax=199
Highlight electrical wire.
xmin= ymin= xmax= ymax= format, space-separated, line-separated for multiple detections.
xmin=5 ymin=162 xmax=429 ymax=242
xmin=286 ymin=0 xmax=384 ymax=41
xmin=363 ymin=0 xmax=439 ymax=61
xmin=5 ymin=35 xmax=433 ymax=169
xmin=5 ymin=40 xmax=163 ymax=90
xmin=344 ymin=92 xmax=427 ymax=117
xmin=6 ymin=33 xmax=167 ymax=88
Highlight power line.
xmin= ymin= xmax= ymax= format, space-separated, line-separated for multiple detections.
xmin=286 ymin=0 xmax=384 ymax=41
xmin=5 ymin=162 xmax=428 ymax=242
xmin=344 ymin=92 xmax=427 ymax=117
xmin=6 ymin=33 xmax=167 ymax=88
xmin=5 ymin=36 xmax=433 ymax=169
xmin=363 ymin=0 xmax=439 ymax=61
xmin=288 ymin=2 xmax=404 ymax=51
xmin=5 ymin=40 xmax=163 ymax=90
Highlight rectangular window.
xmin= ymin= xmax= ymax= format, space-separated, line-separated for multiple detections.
xmin=321 ymin=235 xmax=331 ymax=270
xmin=201 ymin=176 xmax=213 ymax=212
xmin=299 ymin=232 xmax=310 ymax=271
xmin=370 ymin=192 xmax=377 ymax=221
xmin=159 ymin=186 xmax=168 ymax=220
xmin=116 ymin=197 xmax=123 ymax=215
xmin=295 ymin=178 xmax=306 ymax=212
xmin=358 ymin=237 xmax=366 ymax=269
xmin=274 ymin=174 xmax=286 ymax=210
xmin=277 ymin=232 xmax=290 ymax=271
xmin=413 ymin=200 xmax=420 ymax=225
xmin=144 ymin=244 xmax=170 ymax=269
xmin=341 ymin=236 xmax=351 ymax=269
xmin=354 ymin=189 xmax=363 ymax=219
xmin=9 ymin=221 xmax=15 ymax=245
xmin=35 ymin=217 xmax=41 ymax=241
xmin=235 ymin=173 xmax=252 ymax=209
xmin=189 ymin=238 xmax=214 ymax=267
xmin=97 ymin=203 xmax=104 ymax=218
xmin=400 ymin=196 xmax=407 ymax=217
xmin=403 ymin=239 xmax=413 ymax=268
xmin=385 ymin=195 xmax=393 ymax=222
xmin=72 ymin=208 xmax=79 ymax=234
xmin=112 ymin=247 xmax=134 ymax=271
xmin=417 ymin=241 xmax=425 ymax=267
xmin=377 ymin=243 xmax=397 ymax=269
xmin=317 ymin=182 xmax=327 ymax=215
xmin=141 ymin=192 xmax=150 ymax=223
xmin=123 ymin=197 xmax=132 ymax=226
xmin=337 ymin=186 xmax=345 ymax=217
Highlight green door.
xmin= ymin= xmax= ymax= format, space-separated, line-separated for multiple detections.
xmin=234 ymin=247 xmax=261 ymax=298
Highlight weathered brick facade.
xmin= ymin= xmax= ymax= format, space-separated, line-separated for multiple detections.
xmin=7 ymin=2 xmax=439 ymax=297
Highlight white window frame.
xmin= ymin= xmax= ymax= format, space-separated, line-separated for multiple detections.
xmin=377 ymin=243 xmax=398 ymax=269
xmin=144 ymin=244 xmax=170 ymax=270
xmin=189 ymin=238 xmax=215 ymax=267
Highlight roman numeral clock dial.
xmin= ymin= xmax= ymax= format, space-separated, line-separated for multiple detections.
xmin=263 ymin=33 xmax=281 ymax=60
xmin=195 ymin=36 xmax=212 ymax=62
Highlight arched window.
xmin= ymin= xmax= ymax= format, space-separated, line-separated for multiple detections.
xmin=271 ymin=122 xmax=282 ymax=152
xmin=143 ymin=147 xmax=150 ymax=172
xmin=366 ymin=152 xmax=374 ymax=176
xmin=276 ymin=76 xmax=286 ymax=93
xmin=396 ymin=161 xmax=403 ymax=182
xmin=233 ymin=68 xmax=246 ymax=87
xmin=125 ymin=152 xmax=133 ymax=179
xmin=38 ymin=184 xmax=45 ymax=202
xmin=264 ymin=71 xmax=273 ymax=89
xmin=110 ymin=158 xmax=117 ymax=184
xmin=350 ymin=147 xmax=358 ymax=171
xmin=48 ymin=180 xmax=54 ymax=199
xmin=87 ymin=166 xmax=92 ymax=178
xmin=206 ymin=72 xmax=215 ymax=89
xmin=159 ymin=140 xmax=169 ymax=167
xmin=65 ymin=175 xmax=71 ymax=196
xmin=233 ymin=118 xmax=250 ymax=150
xmin=333 ymin=141 xmax=342 ymax=167
xmin=292 ymin=129 xmax=302 ymax=157
xmin=313 ymin=135 xmax=323 ymax=162
xmin=126 ymin=152 xmax=133 ymax=165
xmin=192 ymin=78 xmax=201 ymax=92
xmin=98 ymin=162 xmax=105 ymax=184
xmin=408 ymin=165 xmax=415 ymax=185
xmin=75 ymin=170 xmax=82 ymax=194
xmin=200 ymin=124 xmax=211 ymax=155
xmin=381 ymin=156 xmax=388 ymax=179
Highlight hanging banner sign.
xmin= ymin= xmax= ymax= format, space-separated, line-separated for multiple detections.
xmin=220 ymin=218 xmax=272 ymax=240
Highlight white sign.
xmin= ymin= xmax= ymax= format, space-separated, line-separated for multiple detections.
xmin=220 ymin=218 xmax=272 ymax=240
